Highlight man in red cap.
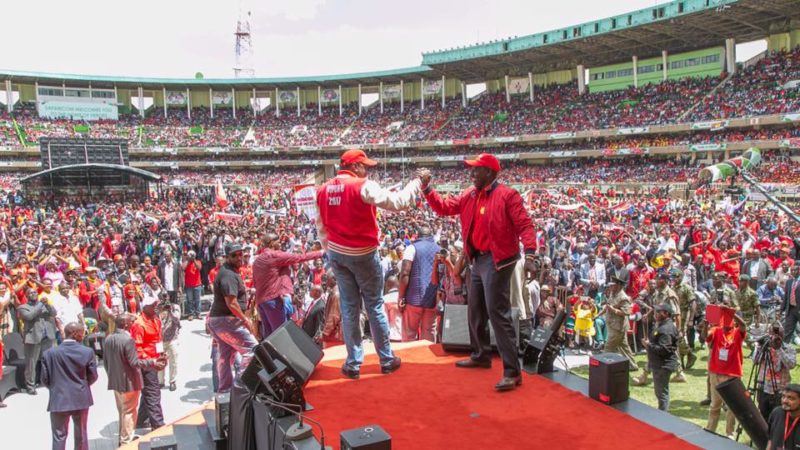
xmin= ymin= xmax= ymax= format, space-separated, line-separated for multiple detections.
xmin=420 ymin=152 xmax=537 ymax=391
xmin=316 ymin=149 xmax=422 ymax=379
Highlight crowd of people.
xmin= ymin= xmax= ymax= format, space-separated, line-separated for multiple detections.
xmin=2 ymin=47 xmax=798 ymax=152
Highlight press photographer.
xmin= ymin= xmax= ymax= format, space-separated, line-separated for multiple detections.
xmin=752 ymin=323 xmax=797 ymax=421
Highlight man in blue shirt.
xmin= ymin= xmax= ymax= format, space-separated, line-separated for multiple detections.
xmin=757 ymin=277 xmax=784 ymax=307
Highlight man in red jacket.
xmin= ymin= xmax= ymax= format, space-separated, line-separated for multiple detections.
xmin=421 ymin=153 xmax=537 ymax=391
xmin=316 ymin=149 xmax=421 ymax=380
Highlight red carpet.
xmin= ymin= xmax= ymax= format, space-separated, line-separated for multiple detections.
xmin=304 ymin=343 xmax=699 ymax=450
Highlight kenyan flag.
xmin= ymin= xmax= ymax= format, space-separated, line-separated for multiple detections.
xmin=699 ymin=147 xmax=761 ymax=182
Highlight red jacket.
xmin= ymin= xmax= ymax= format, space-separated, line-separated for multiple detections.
xmin=316 ymin=171 xmax=379 ymax=254
xmin=424 ymin=181 xmax=536 ymax=268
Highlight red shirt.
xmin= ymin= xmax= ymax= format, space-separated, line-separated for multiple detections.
xmin=707 ymin=326 xmax=745 ymax=377
xmin=469 ymin=188 xmax=491 ymax=252
xmin=130 ymin=314 xmax=162 ymax=360
xmin=209 ymin=266 xmax=221 ymax=285
xmin=184 ymin=260 xmax=201 ymax=288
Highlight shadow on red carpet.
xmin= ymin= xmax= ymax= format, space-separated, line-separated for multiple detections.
xmin=303 ymin=343 xmax=699 ymax=450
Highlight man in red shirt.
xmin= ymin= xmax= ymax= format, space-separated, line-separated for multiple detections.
xmin=130 ymin=294 xmax=165 ymax=430
xmin=422 ymin=153 xmax=537 ymax=391
xmin=182 ymin=251 xmax=202 ymax=320
xmin=705 ymin=307 xmax=746 ymax=437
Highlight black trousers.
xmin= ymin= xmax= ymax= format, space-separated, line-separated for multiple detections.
xmin=784 ymin=306 xmax=800 ymax=344
xmin=50 ymin=409 xmax=88 ymax=450
xmin=468 ymin=253 xmax=520 ymax=377
xmin=758 ymin=389 xmax=781 ymax=422
xmin=137 ymin=368 xmax=164 ymax=429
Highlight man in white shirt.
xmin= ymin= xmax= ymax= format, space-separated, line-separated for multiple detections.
xmin=52 ymin=282 xmax=84 ymax=339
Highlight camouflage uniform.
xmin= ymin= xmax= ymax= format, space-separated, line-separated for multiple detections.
xmin=735 ymin=286 xmax=760 ymax=325
xmin=604 ymin=290 xmax=637 ymax=370
xmin=673 ymin=282 xmax=696 ymax=367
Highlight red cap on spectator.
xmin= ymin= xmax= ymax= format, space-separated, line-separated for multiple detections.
xmin=340 ymin=149 xmax=377 ymax=167
xmin=464 ymin=153 xmax=501 ymax=172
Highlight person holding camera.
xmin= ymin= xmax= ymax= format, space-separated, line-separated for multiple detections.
xmin=753 ymin=323 xmax=797 ymax=421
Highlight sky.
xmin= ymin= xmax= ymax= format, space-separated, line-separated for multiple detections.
xmin=3 ymin=0 xmax=766 ymax=79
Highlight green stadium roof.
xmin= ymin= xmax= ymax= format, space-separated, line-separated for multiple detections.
xmin=0 ymin=66 xmax=438 ymax=90
xmin=422 ymin=0 xmax=799 ymax=81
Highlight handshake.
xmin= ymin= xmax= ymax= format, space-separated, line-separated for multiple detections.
xmin=416 ymin=168 xmax=432 ymax=188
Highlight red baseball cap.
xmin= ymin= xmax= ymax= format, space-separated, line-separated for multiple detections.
xmin=340 ymin=149 xmax=377 ymax=167
xmin=464 ymin=153 xmax=501 ymax=172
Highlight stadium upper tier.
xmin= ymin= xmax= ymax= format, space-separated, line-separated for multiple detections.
xmin=0 ymin=47 xmax=799 ymax=154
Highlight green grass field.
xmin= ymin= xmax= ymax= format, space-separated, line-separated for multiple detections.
xmin=572 ymin=345 xmax=800 ymax=444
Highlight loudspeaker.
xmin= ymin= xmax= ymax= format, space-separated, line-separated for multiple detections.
xmin=340 ymin=424 xmax=391 ymax=450
xmin=715 ymin=377 xmax=768 ymax=449
xmin=228 ymin=383 xmax=257 ymax=450
xmin=214 ymin=392 xmax=230 ymax=438
xmin=441 ymin=304 xmax=519 ymax=352
xmin=261 ymin=321 xmax=323 ymax=385
xmin=588 ymin=352 xmax=629 ymax=405
xmin=522 ymin=310 xmax=566 ymax=375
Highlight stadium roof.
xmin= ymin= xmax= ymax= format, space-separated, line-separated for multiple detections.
xmin=19 ymin=164 xmax=162 ymax=183
xmin=0 ymin=66 xmax=437 ymax=90
xmin=422 ymin=0 xmax=800 ymax=82
xmin=0 ymin=0 xmax=797 ymax=88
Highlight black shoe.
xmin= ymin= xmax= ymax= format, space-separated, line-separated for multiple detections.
xmin=159 ymin=383 xmax=165 ymax=389
xmin=699 ymin=398 xmax=711 ymax=406
xmin=169 ymin=382 xmax=177 ymax=391
xmin=455 ymin=359 xmax=492 ymax=369
xmin=26 ymin=388 xmax=37 ymax=396
xmin=381 ymin=357 xmax=401 ymax=374
xmin=341 ymin=366 xmax=360 ymax=380
xmin=494 ymin=376 xmax=522 ymax=391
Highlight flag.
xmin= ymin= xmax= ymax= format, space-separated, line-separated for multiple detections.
xmin=215 ymin=179 xmax=228 ymax=208
xmin=698 ymin=147 xmax=762 ymax=183
xmin=493 ymin=112 xmax=509 ymax=122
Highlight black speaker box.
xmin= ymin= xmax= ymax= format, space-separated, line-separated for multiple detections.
xmin=149 ymin=435 xmax=178 ymax=450
xmin=228 ymin=382 xmax=257 ymax=450
xmin=441 ymin=304 xmax=519 ymax=352
xmin=261 ymin=321 xmax=324 ymax=385
xmin=340 ymin=424 xmax=391 ymax=450
xmin=588 ymin=352 xmax=629 ymax=405
xmin=214 ymin=392 xmax=230 ymax=438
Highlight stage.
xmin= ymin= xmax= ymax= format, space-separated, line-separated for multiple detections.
xmin=127 ymin=341 xmax=744 ymax=449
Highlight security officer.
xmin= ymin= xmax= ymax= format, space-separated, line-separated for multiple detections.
xmin=710 ymin=271 xmax=738 ymax=309
xmin=603 ymin=276 xmax=638 ymax=371
xmin=642 ymin=303 xmax=679 ymax=411
xmin=635 ymin=270 xmax=684 ymax=385
xmin=672 ymin=268 xmax=697 ymax=370
xmin=736 ymin=274 xmax=760 ymax=326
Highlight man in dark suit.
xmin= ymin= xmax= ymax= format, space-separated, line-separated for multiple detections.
xmin=784 ymin=264 xmax=800 ymax=344
xmin=104 ymin=313 xmax=166 ymax=446
xmin=41 ymin=322 xmax=98 ymax=450
xmin=17 ymin=287 xmax=57 ymax=394
xmin=741 ymin=249 xmax=772 ymax=289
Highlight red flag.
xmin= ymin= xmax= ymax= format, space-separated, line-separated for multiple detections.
xmin=215 ymin=179 xmax=229 ymax=208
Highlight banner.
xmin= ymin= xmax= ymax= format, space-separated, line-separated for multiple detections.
xmin=496 ymin=153 xmax=519 ymax=160
xmin=691 ymin=120 xmax=729 ymax=131
xmin=38 ymin=101 xmax=118 ymax=121
xmin=783 ymin=80 xmax=800 ymax=89
xmin=322 ymin=89 xmax=339 ymax=103
xmin=782 ymin=113 xmax=800 ymax=122
xmin=549 ymin=132 xmax=576 ymax=139
xmin=698 ymin=147 xmax=761 ymax=183
xmin=215 ymin=179 xmax=228 ymax=208
xmin=507 ymin=78 xmax=529 ymax=95
xmin=690 ymin=143 xmax=727 ymax=152
xmin=213 ymin=212 xmax=242 ymax=222
xmin=386 ymin=121 xmax=404 ymax=131
xmin=494 ymin=136 xmax=518 ymax=143
xmin=616 ymin=127 xmax=649 ymax=135
xmin=436 ymin=155 xmax=464 ymax=161
xmin=780 ymin=138 xmax=800 ymax=148
xmin=279 ymin=91 xmax=297 ymax=103
xmin=291 ymin=125 xmax=308 ymax=135
xmin=382 ymin=85 xmax=401 ymax=99
xmin=166 ymin=91 xmax=187 ymax=105
xmin=549 ymin=151 xmax=576 ymax=158
xmin=423 ymin=80 xmax=442 ymax=95
xmin=551 ymin=203 xmax=592 ymax=212
xmin=212 ymin=91 xmax=233 ymax=105
xmin=293 ymin=184 xmax=318 ymax=220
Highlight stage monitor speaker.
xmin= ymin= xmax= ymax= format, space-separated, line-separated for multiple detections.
xmin=588 ymin=352 xmax=629 ymax=405
xmin=521 ymin=310 xmax=566 ymax=374
xmin=214 ymin=392 xmax=230 ymax=438
xmin=228 ymin=382 xmax=257 ymax=450
xmin=261 ymin=321 xmax=323 ymax=385
xmin=441 ymin=304 xmax=519 ymax=352
xmin=715 ymin=377 xmax=768 ymax=449
xmin=340 ymin=424 xmax=391 ymax=450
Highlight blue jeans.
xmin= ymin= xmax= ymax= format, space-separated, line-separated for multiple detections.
xmin=210 ymin=339 xmax=241 ymax=393
xmin=184 ymin=286 xmax=202 ymax=316
xmin=328 ymin=249 xmax=394 ymax=370
xmin=208 ymin=316 xmax=258 ymax=392
xmin=258 ymin=295 xmax=290 ymax=338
